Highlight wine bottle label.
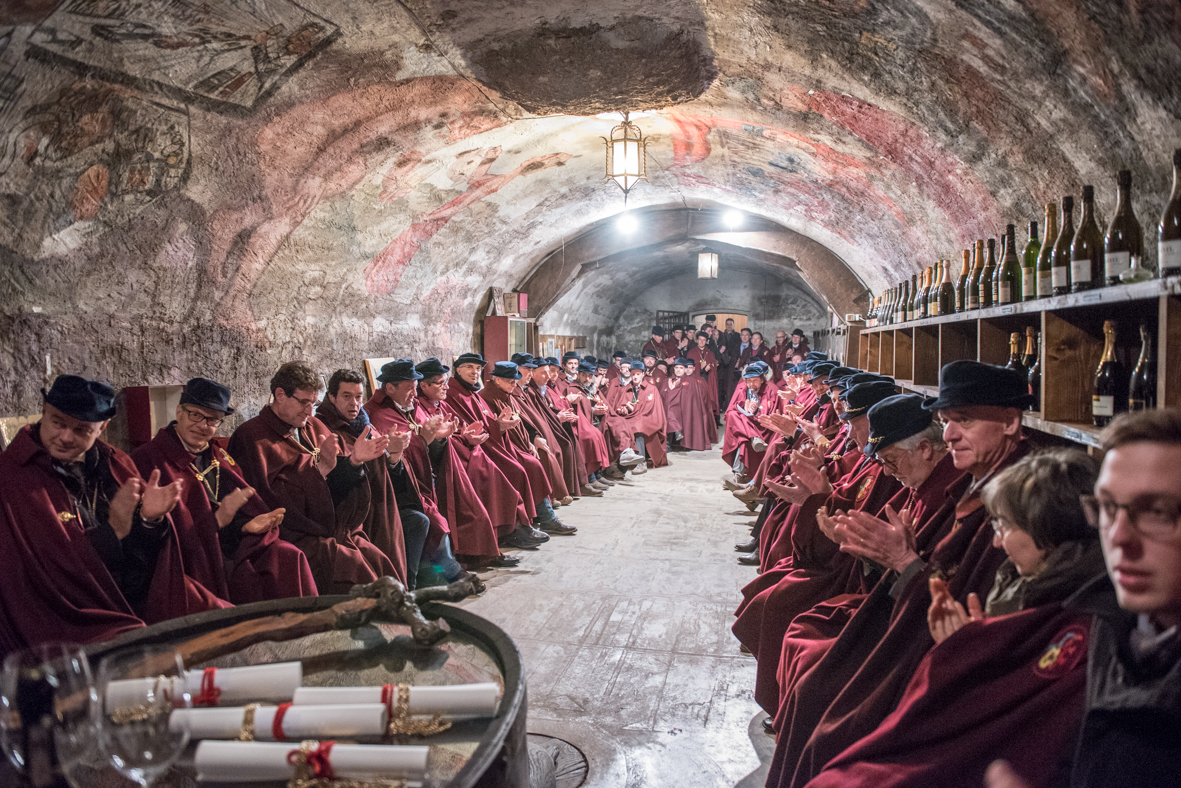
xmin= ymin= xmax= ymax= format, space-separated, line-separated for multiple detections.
xmin=1161 ymin=239 xmax=1181 ymax=272
xmin=1052 ymin=266 xmax=1069 ymax=288
xmin=1129 ymin=399 xmax=1148 ymax=412
xmin=998 ymin=282 xmax=1013 ymax=303
xmin=968 ymin=295 xmax=979 ymax=309
xmin=1038 ymin=271 xmax=1052 ymax=296
xmin=1023 ymin=270 xmax=1035 ymax=295
xmin=1092 ymin=395 xmax=1114 ymax=417
xmin=1071 ymin=259 xmax=1092 ymax=283
xmin=1105 ymin=251 xmax=1131 ymax=279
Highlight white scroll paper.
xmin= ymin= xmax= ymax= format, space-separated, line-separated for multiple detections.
xmin=291 ymin=682 xmax=500 ymax=719
xmin=194 ymin=740 xmax=429 ymax=782
xmin=169 ymin=703 xmax=387 ymax=741
xmin=105 ymin=661 xmax=302 ymax=710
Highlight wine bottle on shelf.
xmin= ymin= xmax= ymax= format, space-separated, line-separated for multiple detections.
xmin=915 ymin=270 xmax=926 ymax=319
xmin=998 ymin=224 xmax=1022 ymax=304
xmin=1004 ymin=332 xmax=1027 ymax=375
xmin=928 ymin=263 xmax=940 ymax=316
xmin=909 ymin=274 xmax=919 ymax=321
xmin=1071 ymin=185 xmax=1104 ymax=292
xmin=897 ymin=281 xmax=908 ymax=323
xmin=1160 ymin=148 xmax=1181 ymax=277
xmin=981 ymin=239 xmax=997 ymax=308
xmin=968 ymin=241 xmax=984 ymax=310
xmin=1027 ymin=332 xmax=1042 ymax=411
xmin=993 ymin=233 xmax=1005 ymax=304
xmin=1105 ymin=170 xmax=1143 ymax=285
xmin=1093 ymin=320 xmax=1125 ymax=427
xmin=1022 ymin=221 xmax=1040 ymax=301
xmin=1022 ymin=326 xmax=1038 ymax=369
xmin=956 ymin=251 xmax=970 ymax=312
xmin=1052 ymin=197 xmax=1075 ymax=296
xmin=1037 ymin=203 xmax=1057 ymax=299
xmin=1128 ymin=321 xmax=1156 ymax=411
xmin=939 ymin=259 xmax=956 ymax=316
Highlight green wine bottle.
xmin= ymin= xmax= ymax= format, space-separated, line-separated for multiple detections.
xmin=1022 ymin=221 xmax=1040 ymax=301
xmin=1071 ymin=185 xmax=1104 ymax=292
xmin=998 ymin=224 xmax=1022 ymax=304
xmin=956 ymin=250 xmax=970 ymax=312
xmin=980 ymin=238 xmax=997 ymax=308
xmin=1052 ymin=197 xmax=1075 ymax=296
xmin=968 ymin=240 xmax=984 ymax=310
xmin=1161 ymin=149 xmax=1181 ymax=277
xmin=1037 ymin=203 xmax=1057 ymax=299
xmin=1105 ymin=170 xmax=1143 ymax=285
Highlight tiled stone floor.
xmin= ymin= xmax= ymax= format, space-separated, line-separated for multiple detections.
xmin=457 ymin=448 xmax=774 ymax=787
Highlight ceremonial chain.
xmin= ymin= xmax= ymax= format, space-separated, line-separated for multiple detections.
xmin=383 ymin=683 xmax=451 ymax=738
xmin=190 ymin=457 xmax=221 ymax=500
xmin=107 ymin=676 xmax=172 ymax=725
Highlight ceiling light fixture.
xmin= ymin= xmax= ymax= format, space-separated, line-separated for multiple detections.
xmin=617 ymin=212 xmax=639 ymax=234
xmin=698 ymin=249 xmax=719 ymax=279
xmin=603 ymin=111 xmax=647 ymax=205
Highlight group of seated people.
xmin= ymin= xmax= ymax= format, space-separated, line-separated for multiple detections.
xmin=0 ymin=328 xmax=774 ymax=658
xmin=721 ymin=351 xmax=1181 ymax=787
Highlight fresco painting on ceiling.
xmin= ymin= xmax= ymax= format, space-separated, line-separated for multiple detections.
xmin=0 ymin=78 xmax=190 ymax=258
xmin=26 ymin=0 xmax=339 ymax=114
xmin=364 ymin=146 xmax=573 ymax=294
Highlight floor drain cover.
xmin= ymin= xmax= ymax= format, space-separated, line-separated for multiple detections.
xmin=526 ymin=733 xmax=589 ymax=788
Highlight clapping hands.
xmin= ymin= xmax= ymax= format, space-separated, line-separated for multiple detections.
xmin=928 ymin=576 xmax=984 ymax=643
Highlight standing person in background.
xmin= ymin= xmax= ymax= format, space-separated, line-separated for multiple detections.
xmin=740 ymin=331 xmax=772 ymax=370
xmin=790 ymin=329 xmax=811 ymax=358
xmin=643 ymin=326 xmax=667 ymax=358
xmin=770 ymin=331 xmax=792 ymax=384
xmin=718 ymin=318 xmax=741 ymax=410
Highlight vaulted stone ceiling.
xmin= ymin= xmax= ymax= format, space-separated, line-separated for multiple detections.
xmin=0 ymin=0 xmax=1178 ymax=415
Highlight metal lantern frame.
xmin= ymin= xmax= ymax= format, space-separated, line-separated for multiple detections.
xmin=698 ymin=249 xmax=719 ymax=279
xmin=603 ymin=112 xmax=647 ymax=203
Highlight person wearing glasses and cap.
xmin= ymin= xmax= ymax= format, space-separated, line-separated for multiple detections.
xmin=230 ymin=362 xmax=399 ymax=595
xmin=771 ymin=360 xmax=1035 ymax=788
xmin=721 ymin=361 xmax=780 ymax=486
xmin=0 ymin=375 xmax=228 ymax=656
xmin=132 ymin=377 xmax=318 ymax=603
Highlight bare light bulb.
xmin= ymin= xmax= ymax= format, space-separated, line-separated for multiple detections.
xmin=617 ymin=212 xmax=639 ymax=234
xmin=724 ymin=210 xmax=743 ymax=230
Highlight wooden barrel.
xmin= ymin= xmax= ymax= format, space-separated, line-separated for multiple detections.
xmin=88 ymin=596 xmax=528 ymax=788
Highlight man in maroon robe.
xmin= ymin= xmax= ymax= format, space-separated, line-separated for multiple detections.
xmin=660 ymin=358 xmax=713 ymax=452
xmin=229 ymin=362 xmax=397 ymax=595
xmin=641 ymin=325 xmax=667 ymax=359
xmin=688 ymin=333 xmax=721 ymax=424
xmin=769 ymin=331 xmax=793 ymax=384
xmin=315 ymin=369 xmax=417 ymax=585
xmin=132 ymin=377 xmax=317 ymax=604
xmin=604 ymin=359 xmax=669 ymax=470
xmin=721 ymin=362 xmax=780 ymax=484
xmin=0 ymin=376 xmax=226 ymax=657
xmin=770 ymin=361 xmax=1035 ymax=788
xmin=414 ymin=358 xmax=524 ymax=568
xmin=363 ymin=359 xmax=477 ymax=587
xmin=479 ymin=360 xmax=573 ymax=537
xmin=739 ymin=330 xmax=773 ymax=370
xmin=515 ymin=355 xmax=591 ymax=501
xmin=559 ymin=361 xmax=614 ymax=489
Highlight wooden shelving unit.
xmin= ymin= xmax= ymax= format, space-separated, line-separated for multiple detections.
xmin=850 ymin=278 xmax=1181 ymax=449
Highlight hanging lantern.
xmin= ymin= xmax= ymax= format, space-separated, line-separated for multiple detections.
xmin=698 ymin=250 xmax=719 ymax=279
xmin=603 ymin=112 xmax=647 ymax=202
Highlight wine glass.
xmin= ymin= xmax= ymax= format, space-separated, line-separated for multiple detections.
xmin=0 ymin=642 xmax=95 ymax=787
xmin=96 ymin=647 xmax=191 ymax=787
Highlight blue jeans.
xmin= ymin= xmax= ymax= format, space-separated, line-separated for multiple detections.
xmin=532 ymin=497 xmax=557 ymax=526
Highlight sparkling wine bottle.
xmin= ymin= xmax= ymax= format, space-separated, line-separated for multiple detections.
xmin=1004 ymin=332 xmax=1026 ymax=375
xmin=1023 ymin=221 xmax=1040 ymax=301
xmin=1027 ymin=331 xmax=1042 ymax=411
xmin=968 ymin=241 xmax=984 ymax=310
xmin=981 ymin=239 xmax=997 ymax=308
xmin=998 ymin=224 xmax=1022 ymax=304
xmin=1160 ymin=149 xmax=1181 ymax=277
xmin=956 ymin=250 xmax=970 ymax=312
xmin=1071 ymin=185 xmax=1104 ymax=292
xmin=1037 ymin=203 xmax=1057 ymax=299
xmin=1092 ymin=320 xmax=1124 ymax=427
xmin=1052 ymin=197 xmax=1075 ymax=296
xmin=1105 ymin=170 xmax=1143 ymax=285
xmin=939 ymin=258 xmax=956 ymax=316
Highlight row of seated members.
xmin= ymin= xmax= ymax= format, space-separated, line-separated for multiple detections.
xmin=720 ymin=354 xmax=1180 ymax=788
xmin=0 ymin=344 xmax=716 ymax=658
xmin=641 ymin=320 xmax=813 ymax=423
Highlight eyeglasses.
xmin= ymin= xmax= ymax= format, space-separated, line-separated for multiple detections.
xmin=180 ymin=406 xmax=225 ymax=428
xmin=876 ymin=453 xmax=901 ymax=473
xmin=1080 ymin=494 xmax=1181 ymax=540
xmin=990 ymin=518 xmax=1017 ymax=537
xmin=285 ymin=394 xmax=319 ymax=410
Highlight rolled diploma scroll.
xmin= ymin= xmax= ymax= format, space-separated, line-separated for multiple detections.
xmin=292 ymin=683 xmax=500 ymax=719
xmin=106 ymin=662 xmax=302 ymax=709
xmin=194 ymin=741 xmax=429 ymax=782
xmin=170 ymin=704 xmax=387 ymax=740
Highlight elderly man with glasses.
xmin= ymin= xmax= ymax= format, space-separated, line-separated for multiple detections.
xmin=987 ymin=409 xmax=1181 ymax=788
xmin=132 ymin=377 xmax=318 ymax=604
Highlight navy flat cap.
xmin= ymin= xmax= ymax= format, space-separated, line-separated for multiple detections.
xmin=180 ymin=377 xmax=235 ymax=415
xmin=43 ymin=375 xmax=117 ymax=422
xmin=923 ymin=360 xmax=1036 ymax=411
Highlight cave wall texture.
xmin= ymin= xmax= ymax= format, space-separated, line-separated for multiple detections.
xmin=1 ymin=0 xmax=1179 ymax=424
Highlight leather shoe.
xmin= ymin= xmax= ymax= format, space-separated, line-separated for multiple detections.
xmin=589 ymin=480 xmax=610 ymax=491
xmin=737 ymin=553 xmax=760 ymax=566
xmin=733 ymin=485 xmax=761 ymax=502
xmin=580 ymin=484 xmax=604 ymax=497
xmin=499 ymin=528 xmax=541 ymax=550
xmin=734 ymin=538 xmax=758 ymax=553
xmin=538 ymin=518 xmax=577 ymax=535
xmin=559 ymin=495 xmax=574 ymax=506
xmin=527 ymin=525 xmax=551 ymax=542
xmin=721 ymin=473 xmax=749 ymax=491
xmin=483 ymin=554 xmax=522 ymax=568
xmin=596 ymin=476 xmax=616 ymax=487
xmin=762 ymin=717 xmax=775 ymax=736
xmin=602 ymin=465 xmax=626 ymax=480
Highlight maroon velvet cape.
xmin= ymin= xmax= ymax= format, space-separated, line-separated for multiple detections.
xmin=738 ymin=343 xmax=772 ymax=369
xmin=641 ymin=338 xmax=666 ymax=358
xmin=806 ymin=605 xmax=1092 ymax=788
xmin=772 ymin=443 xmax=1030 ymax=788
xmin=448 ymin=381 xmax=547 ymax=517
xmin=364 ymin=390 xmax=452 ymax=550
xmin=687 ymin=346 xmax=721 ymax=418
xmin=604 ymin=377 xmax=668 ymax=468
xmin=659 ymin=376 xmax=713 ymax=451
xmin=721 ymin=378 xmax=780 ymax=472
xmin=769 ymin=342 xmax=793 ymax=383
xmin=414 ymin=393 xmax=507 ymax=558
xmin=228 ymin=406 xmax=395 ymax=594
xmin=0 ymin=426 xmax=226 ymax=658
xmin=735 ymin=453 xmax=903 ymax=714
xmin=132 ymin=425 xmax=318 ymax=602
xmin=478 ymin=382 xmax=557 ymax=507
xmin=508 ymin=386 xmax=571 ymax=500
xmin=314 ymin=401 xmax=410 ymax=586
xmin=524 ymin=381 xmax=587 ymax=495
xmin=557 ymin=381 xmax=610 ymax=475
